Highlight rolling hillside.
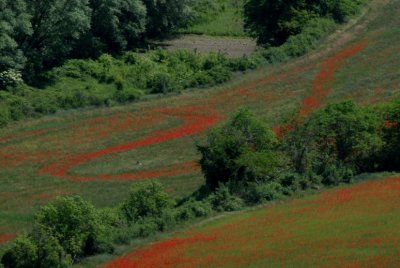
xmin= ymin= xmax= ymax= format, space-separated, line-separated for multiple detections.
xmin=0 ymin=0 xmax=399 ymax=265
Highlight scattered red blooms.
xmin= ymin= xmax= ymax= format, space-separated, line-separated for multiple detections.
xmin=0 ymin=40 xmax=369 ymax=183
xmin=39 ymin=108 xmax=222 ymax=181
xmin=275 ymin=41 xmax=368 ymax=138
xmin=300 ymin=41 xmax=368 ymax=117
xmin=384 ymin=120 xmax=398 ymax=128
xmin=0 ymin=234 xmax=15 ymax=245
xmin=104 ymin=176 xmax=400 ymax=267
xmin=105 ymin=234 xmax=218 ymax=268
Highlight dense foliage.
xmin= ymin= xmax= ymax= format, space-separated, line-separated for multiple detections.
xmin=1 ymin=197 xmax=110 ymax=267
xmin=244 ymin=0 xmax=367 ymax=45
xmin=0 ymin=0 xmax=195 ymax=82
xmin=0 ymin=49 xmax=258 ymax=127
xmin=198 ymin=109 xmax=280 ymax=190
xmin=199 ymin=101 xmax=399 ymax=199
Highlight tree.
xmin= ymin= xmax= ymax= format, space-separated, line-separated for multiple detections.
xmin=121 ymin=181 xmax=174 ymax=223
xmin=285 ymin=101 xmax=382 ymax=184
xmin=142 ymin=0 xmax=194 ymax=37
xmin=0 ymin=0 xmax=31 ymax=72
xmin=20 ymin=0 xmax=91 ymax=82
xmin=198 ymin=109 xmax=279 ymax=190
xmin=381 ymin=99 xmax=400 ymax=170
xmin=243 ymin=0 xmax=366 ymax=46
xmin=34 ymin=196 xmax=106 ymax=261
xmin=84 ymin=0 xmax=146 ymax=55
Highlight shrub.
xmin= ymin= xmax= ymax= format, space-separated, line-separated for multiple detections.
xmin=121 ymin=181 xmax=174 ymax=223
xmin=0 ymin=69 xmax=23 ymax=89
xmin=244 ymin=182 xmax=285 ymax=204
xmin=114 ymin=87 xmax=142 ymax=103
xmin=261 ymin=18 xmax=336 ymax=63
xmin=381 ymin=99 xmax=400 ymax=170
xmin=1 ymin=236 xmax=40 ymax=268
xmin=34 ymin=196 xmax=110 ymax=260
xmin=198 ymin=109 xmax=279 ymax=190
xmin=148 ymin=72 xmax=173 ymax=94
xmin=208 ymin=184 xmax=244 ymax=212
xmin=284 ymin=101 xmax=382 ymax=182
xmin=175 ymin=199 xmax=213 ymax=221
xmin=0 ymin=105 xmax=11 ymax=126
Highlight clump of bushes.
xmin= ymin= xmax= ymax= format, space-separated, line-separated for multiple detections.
xmin=0 ymin=49 xmax=258 ymax=128
xmin=1 ymin=196 xmax=112 ymax=267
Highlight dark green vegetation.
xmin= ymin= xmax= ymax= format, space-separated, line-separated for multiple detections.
xmin=0 ymin=0 xmax=194 ymax=82
xmin=0 ymin=50 xmax=258 ymax=126
xmin=244 ymin=0 xmax=367 ymax=46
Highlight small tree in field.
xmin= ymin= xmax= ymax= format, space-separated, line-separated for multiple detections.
xmin=198 ymin=109 xmax=280 ymax=190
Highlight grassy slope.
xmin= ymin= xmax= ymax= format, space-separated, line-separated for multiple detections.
xmin=105 ymin=174 xmax=400 ymax=267
xmin=0 ymin=0 xmax=399 ymax=260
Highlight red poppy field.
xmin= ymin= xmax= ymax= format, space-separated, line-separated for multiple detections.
xmin=1 ymin=0 xmax=400 ymax=263
xmin=105 ymin=175 xmax=400 ymax=268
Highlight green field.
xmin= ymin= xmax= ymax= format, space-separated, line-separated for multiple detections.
xmin=1 ymin=0 xmax=400 ymax=265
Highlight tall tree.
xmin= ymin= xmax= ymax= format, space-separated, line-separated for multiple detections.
xmin=20 ymin=0 xmax=91 ymax=82
xmin=87 ymin=0 xmax=146 ymax=54
xmin=142 ymin=0 xmax=194 ymax=37
xmin=0 ymin=0 xmax=31 ymax=72
xmin=243 ymin=0 xmax=366 ymax=46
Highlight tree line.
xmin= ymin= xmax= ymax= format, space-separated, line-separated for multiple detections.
xmin=0 ymin=0 xmax=194 ymax=83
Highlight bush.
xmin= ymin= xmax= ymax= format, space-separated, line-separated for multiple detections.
xmin=261 ymin=18 xmax=336 ymax=63
xmin=121 ymin=181 xmax=174 ymax=224
xmin=34 ymin=196 xmax=110 ymax=260
xmin=0 ymin=105 xmax=11 ymax=126
xmin=0 ymin=69 xmax=23 ymax=89
xmin=148 ymin=72 xmax=173 ymax=94
xmin=381 ymin=99 xmax=400 ymax=170
xmin=175 ymin=199 xmax=213 ymax=221
xmin=198 ymin=109 xmax=280 ymax=190
xmin=284 ymin=101 xmax=382 ymax=182
xmin=2 ymin=196 xmax=109 ymax=267
xmin=208 ymin=184 xmax=244 ymax=212
xmin=244 ymin=182 xmax=285 ymax=204
xmin=1 ymin=236 xmax=40 ymax=268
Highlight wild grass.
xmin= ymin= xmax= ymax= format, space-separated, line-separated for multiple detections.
xmin=178 ymin=0 xmax=247 ymax=37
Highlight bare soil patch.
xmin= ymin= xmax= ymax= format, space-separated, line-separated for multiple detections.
xmin=155 ymin=35 xmax=257 ymax=58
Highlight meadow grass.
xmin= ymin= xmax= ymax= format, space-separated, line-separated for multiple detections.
xmin=178 ymin=0 xmax=247 ymax=37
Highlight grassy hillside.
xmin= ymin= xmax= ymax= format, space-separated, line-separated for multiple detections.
xmin=0 ymin=0 xmax=399 ymax=263
xmin=105 ymin=174 xmax=400 ymax=267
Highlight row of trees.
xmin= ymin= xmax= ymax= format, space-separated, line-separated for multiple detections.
xmin=0 ymin=0 xmax=194 ymax=83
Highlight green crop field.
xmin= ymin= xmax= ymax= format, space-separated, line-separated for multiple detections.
xmin=1 ymin=0 xmax=400 ymax=266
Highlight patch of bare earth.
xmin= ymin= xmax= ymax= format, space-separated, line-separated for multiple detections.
xmin=156 ymin=35 xmax=257 ymax=58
